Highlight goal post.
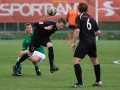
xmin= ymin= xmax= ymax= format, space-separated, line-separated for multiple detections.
xmin=95 ymin=0 xmax=98 ymax=41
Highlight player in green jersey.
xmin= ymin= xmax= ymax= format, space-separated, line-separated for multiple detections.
xmin=12 ymin=23 xmax=46 ymax=76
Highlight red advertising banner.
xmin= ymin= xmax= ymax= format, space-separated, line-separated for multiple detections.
xmin=0 ymin=0 xmax=120 ymax=22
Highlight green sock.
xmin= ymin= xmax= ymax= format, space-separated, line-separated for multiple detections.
xmin=17 ymin=57 xmax=22 ymax=72
xmin=17 ymin=64 xmax=22 ymax=72
xmin=34 ymin=64 xmax=40 ymax=71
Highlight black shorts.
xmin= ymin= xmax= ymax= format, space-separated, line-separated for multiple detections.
xmin=69 ymin=25 xmax=75 ymax=29
xmin=29 ymin=37 xmax=51 ymax=53
xmin=74 ymin=40 xmax=97 ymax=59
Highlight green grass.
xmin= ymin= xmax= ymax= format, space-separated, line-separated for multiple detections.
xmin=0 ymin=40 xmax=120 ymax=90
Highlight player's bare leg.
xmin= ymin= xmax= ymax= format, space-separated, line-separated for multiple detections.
xmin=32 ymin=56 xmax=41 ymax=76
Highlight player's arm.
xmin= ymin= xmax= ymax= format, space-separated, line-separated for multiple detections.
xmin=44 ymin=20 xmax=55 ymax=30
xmin=34 ymin=22 xmax=45 ymax=29
xmin=94 ymin=21 xmax=101 ymax=36
xmin=71 ymin=16 xmax=80 ymax=51
xmin=66 ymin=11 xmax=69 ymax=22
xmin=66 ymin=11 xmax=69 ymax=26
xmin=95 ymin=30 xmax=101 ymax=36
xmin=72 ymin=29 xmax=79 ymax=43
xmin=34 ymin=21 xmax=53 ymax=30
xmin=72 ymin=29 xmax=79 ymax=51
xmin=72 ymin=16 xmax=80 ymax=43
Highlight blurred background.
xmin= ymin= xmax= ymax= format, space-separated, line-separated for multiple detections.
xmin=0 ymin=0 xmax=120 ymax=40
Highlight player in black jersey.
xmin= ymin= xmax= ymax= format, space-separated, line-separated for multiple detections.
xmin=71 ymin=2 xmax=102 ymax=88
xmin=13 ymin=18 xmax=66 ymax=74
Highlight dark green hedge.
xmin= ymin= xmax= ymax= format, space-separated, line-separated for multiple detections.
xmin=0 ymin=32 xmax=120 ymax=40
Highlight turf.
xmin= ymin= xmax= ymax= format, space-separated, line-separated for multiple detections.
xmin=0 ymin=40 xmax=120 ymax=90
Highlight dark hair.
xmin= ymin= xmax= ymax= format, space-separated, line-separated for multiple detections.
xmin=78 ymin=2 xmax=88 ymax=13
xmin=71 ymin=3 xmax=74 ymax=6
xmin=24 ymin=23 xmax=31 ymax=29
xmin=58 ymin=18 xmax=66 ymax=25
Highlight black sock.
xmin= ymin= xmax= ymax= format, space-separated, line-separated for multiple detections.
xmin=16 ymin=53 xmax=29 ymax=66
xmin=48 ymin=47 xmax=54 ymax=68
xmin=94 ymin=64 xmax=101 ymax=82
xmin=74 ymin=64 xmax=83 ymax=84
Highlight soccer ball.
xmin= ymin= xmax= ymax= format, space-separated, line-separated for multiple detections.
xmin=47 ymin=6 xmax=57 ymax=16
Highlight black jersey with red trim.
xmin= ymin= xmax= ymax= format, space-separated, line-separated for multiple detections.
xmin=75 ymin=13 xmax=99 ymax=41
xmin=33 ymin=20 xmax=58 ymax=41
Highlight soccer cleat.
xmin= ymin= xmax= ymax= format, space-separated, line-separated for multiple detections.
xmin=35 ymin=69 xmax=41 ymax=76
xmin=71 ymin=83 xmax=84 ymax=88
xmin=16 ymin=71 xmax=21 ymax=76
xmin=12 ymin=73 xmax=17 ymax=76
xmin=12 ymin=64 xmax=18 ymax=73
xmin=12 ymin=71 xmax=21 ymax=76
xmin=50 ymin=65 xmax=59 ymax=73
xmin=35 ymin=67 xmax=41 ymax=76
xmin=92 ymin=81 xmax=102 ymax=86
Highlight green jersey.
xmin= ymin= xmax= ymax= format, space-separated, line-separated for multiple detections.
xmin=22 ymin=33 xmax=44 ymax=54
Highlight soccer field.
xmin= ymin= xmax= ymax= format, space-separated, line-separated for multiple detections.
xmin=0 ymin=40 xmax=120 ymax=90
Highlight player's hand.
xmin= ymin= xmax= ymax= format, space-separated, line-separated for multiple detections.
xmin=44 ymin=25 xmax=53 ymax=30
xmin=71 ymin=43 xmax=76 ymax=51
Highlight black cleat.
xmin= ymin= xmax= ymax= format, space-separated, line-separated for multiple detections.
xmin=50 ymin=65 xmax=59 ymax=73
xmin=12 ymin=71 xmax=21 ymax=76
xmin=71 ymin=83 xmax=84 ymax=88
xmin=12 ymin=73 xmax=17 ymax=76
xmin=12 ymin=64 xmax=18 ymax=73
xmin=35 ymin=67 xmax=41 ymax=76
xmin=36 ymin=69 xmax=41 ymax=76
